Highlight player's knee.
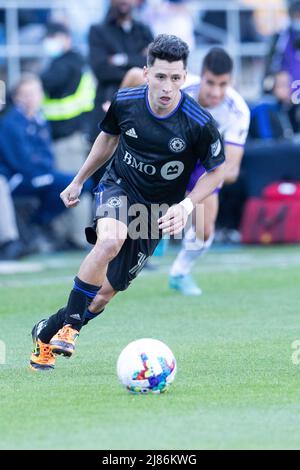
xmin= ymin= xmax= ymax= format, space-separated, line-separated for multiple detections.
xmin=94 ymin=238 xmax=123 ymax=263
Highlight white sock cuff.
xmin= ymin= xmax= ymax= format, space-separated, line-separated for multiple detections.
xmin=203 ymin=231 xmax=215 ymax=249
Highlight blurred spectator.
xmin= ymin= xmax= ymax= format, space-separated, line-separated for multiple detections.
xmin=42 ymin=22 xmax=95 ymax=142
xmin=265 ymin=0 xmax=300 ymax=83
xmin=41 ymin=22 xmax=94 ymax=248
xmin=143 ymin=0 xmax=195 ymax=52
xmin=249 ymin=70 xmax=300 ymax=139
xmin=0 ymin=97 xmax=26 ymax=260
xmin=88 ymin=0 xmax=153 ymax=145
xmin=50 ymin=0 xmax=109 ymax=54
xmin=242 ymin=0 xmax=288 ymax=38
xmin=0 ymin=171 xmax=26 ymax=260
xmin=0 ymin=74 xmax=92 ymax=251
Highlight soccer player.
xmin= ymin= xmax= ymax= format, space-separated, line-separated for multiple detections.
xmin=29 ymin=34 xmax=225 ymax=371
xmin=169 ymin=48 xmax=250 ymax=295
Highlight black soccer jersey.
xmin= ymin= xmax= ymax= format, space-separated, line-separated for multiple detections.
xmin=99 ymin=85 xmax=225 ymax=205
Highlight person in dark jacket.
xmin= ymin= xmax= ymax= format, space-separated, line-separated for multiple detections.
xmin=41 ymin=22 xmax=94 ymax=247
xmin=42 ymin=22 xmax=94 ymax=142
xmin=88 ymin=0 xmax=153 ymax=145
xmin=265 ymin=0 xmax=300 ymax=85
xmin=0 ymin=74 xmax=92 ymax=238
xmin=250 ymin=70 xmax=300 ymax=139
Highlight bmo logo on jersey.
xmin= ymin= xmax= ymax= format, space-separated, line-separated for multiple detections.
xmin=123 ymin=151 xmax=156 ymax=175
xmin=123 ymin=151 xmax=185 ymax=180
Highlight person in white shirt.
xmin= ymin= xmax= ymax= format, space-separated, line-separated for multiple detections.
xmin=169 ymin=47 xmax=250 ymax=295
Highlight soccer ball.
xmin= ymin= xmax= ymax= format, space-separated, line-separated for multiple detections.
xmin=117 ymin=338 xmax=177 ymax=394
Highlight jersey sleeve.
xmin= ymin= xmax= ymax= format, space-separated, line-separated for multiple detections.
xmin=197 ymin=120 xmax=225 ymax=172
xmin=99 ymin=97 xmax=121 ymax=135
xmin=223 ymin=107 xmax=250 ymax=147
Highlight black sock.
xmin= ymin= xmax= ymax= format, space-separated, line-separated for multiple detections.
xmin=64 ymin=276 xmax=100 ymax=331
xmin=82 ymin=308 xmax=105 ymax=326
xmin=38 ymin=307 xmax=66 ymax=344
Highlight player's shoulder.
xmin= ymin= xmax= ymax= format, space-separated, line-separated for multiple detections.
xmin=115 ymin=85 xmax=147 ymax=103
xmin=181 ymin=91 xmax=213 ymax=128
xmin=224 ymin=86 xmax=250 ymax=119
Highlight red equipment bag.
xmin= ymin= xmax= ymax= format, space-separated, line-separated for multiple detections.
xmin=241 ymin=183 xmax=300 ymax=244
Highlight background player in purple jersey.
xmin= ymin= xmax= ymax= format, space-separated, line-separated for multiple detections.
xmin=29 ymin=35 xmax=225 ymax=371
xmin=169 ymin=48 xmax=250 ymax=295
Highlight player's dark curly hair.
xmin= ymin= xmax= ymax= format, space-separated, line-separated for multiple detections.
xmin=147 ymin=34 xmax=189 ymax=69
xmin=201 ymin=48 xmax=233 ymax=76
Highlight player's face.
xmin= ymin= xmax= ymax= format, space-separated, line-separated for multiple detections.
xmin=198 ymin=70 xmax=231 ymax=108
xmin=144 ymin=59 xmax=187 ymax=116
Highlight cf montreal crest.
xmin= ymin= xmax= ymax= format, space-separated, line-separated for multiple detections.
xmin=107 ymin=196 xmax=122 ymax=208
xmin=169 ymin=137 xmax=186 ymax=153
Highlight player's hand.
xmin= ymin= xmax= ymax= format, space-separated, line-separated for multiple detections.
xmin=158 ymin=203 xmax=190 ymax=236
xmin=60 ymin=181 xmax=83 ymax=208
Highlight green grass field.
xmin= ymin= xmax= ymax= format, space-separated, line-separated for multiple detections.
xmin=1 ymin=245 xmax=300 ymax=450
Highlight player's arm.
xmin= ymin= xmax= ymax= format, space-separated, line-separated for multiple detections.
xmin=60 ymin=132 xmax=119 ymax=208
xmin=223 ymin=143 xmax=244 ymax=184
xmin=158 ymin=164 xmax=225 ymax=235
xmin=61 ymin=96 xmax=121 ymax=208
xmin=223 ymin=104 xmax=250 ymax=184
xmin=158 ymin=121 xmax=225 ymax=235
xmin=188 ymin=163 xmax=225 ymax=206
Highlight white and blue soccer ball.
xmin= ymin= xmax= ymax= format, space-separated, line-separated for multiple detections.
xmin=117 ymin=338 xmax=177 ymax=394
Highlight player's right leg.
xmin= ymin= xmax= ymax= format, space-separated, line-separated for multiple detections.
xmin=29 ymin=217 xmax=127 ymax=370
xmin=169 ymin=193 xmax=218 ymax=295
xmin=81 ymin=277 xmax=118 ymax=325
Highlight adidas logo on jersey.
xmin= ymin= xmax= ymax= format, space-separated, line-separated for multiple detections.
xmin=125 ymin=128 xmax=138 ymax=138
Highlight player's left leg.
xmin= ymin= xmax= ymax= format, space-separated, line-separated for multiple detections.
xmin=48 ymin=235 xmax=159 ymax=353
xmin=47 ymin=217 xmax=126 ymax=357
xmin=30 ymin=216 xmax=127 ymax=370
xmin=49 ymin=277 xmax=117 ymax=357
xmin=169 ymin=193 xmax=219 ymax=295
xmin=30 ymin=319 xmax=57 ymax=371
xmin=31 ymin=277 xmax=117 ymax=370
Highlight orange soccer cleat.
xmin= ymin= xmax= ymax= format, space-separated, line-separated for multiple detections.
xmin=50 ymin=324 xmax=79 ymax=357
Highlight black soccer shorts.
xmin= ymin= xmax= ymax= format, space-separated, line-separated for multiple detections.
xmin=85 ymin=179 xmax=163 ymax=291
